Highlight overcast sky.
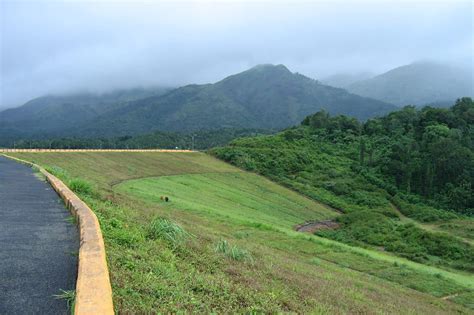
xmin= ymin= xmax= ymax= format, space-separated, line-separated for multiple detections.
xmin=0 ymin=0 xmax=472 ymax=109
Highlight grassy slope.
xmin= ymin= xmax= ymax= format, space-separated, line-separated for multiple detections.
xmin=8 ymin=152 xmax=474 ymax=313
xmin=116 ymin=173 xmax=336 ymax=229
xmin=210 ymin=127 xmax=474 ymax=272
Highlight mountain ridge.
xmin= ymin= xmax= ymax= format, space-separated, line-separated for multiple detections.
xmin=69 ymin=64 xmax=396 ymax=137
xmin=0 ymin=64 xmax=397 ymax=143
xmin=346 ymin=61 xmax=473 ymax=106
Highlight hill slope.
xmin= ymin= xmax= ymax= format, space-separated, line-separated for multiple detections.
xmin=321 ymin=72 xmax=374 ymax=88
xmin=74 ymin=65 xmax=395 ymax=137
xmin=346 ymin=61 xmax=473 ymax=106
xmin=0 ymin=87 xmax=170 ymax=142
xmin=7 ymin=151 xmax=473 ymax=312
xmin=212 ymin=99 xmax=474 ymax=273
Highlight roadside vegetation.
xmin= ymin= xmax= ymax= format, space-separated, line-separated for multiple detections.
xmin=212 ymin=98 xmax=474 ymax=272
xmin=8 ymin=151 xmax=473 ymax=312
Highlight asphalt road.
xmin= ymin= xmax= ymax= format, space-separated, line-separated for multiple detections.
xmin=0 ymin=156 xmax=78 ymax=314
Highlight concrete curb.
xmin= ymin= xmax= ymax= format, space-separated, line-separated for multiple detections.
xmin=2 ymin=154 xmax=114 ymax=315
xmin=0 ymin=149 xmax=195 ymax=153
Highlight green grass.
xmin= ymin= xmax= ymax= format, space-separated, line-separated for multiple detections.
xmin=68 ymin=178 xmax=95 ymax=196
xmin=7 ymin=152 xmax=474 ymax=313
xmin=215 ymin=239 xmax=253 ymax=262
xmin=116 ymin=172 xmax=336 ymax=230
xmin=54 ymin=289 xmax=75 ymax=314
xmin=211 ymin=127 xmax=474 ymax=273
xmin=147 ymin=217 xmax=192 ymax=247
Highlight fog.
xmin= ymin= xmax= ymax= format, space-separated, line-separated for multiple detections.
xmin=1 ymin=0 xmax=472 ymax=109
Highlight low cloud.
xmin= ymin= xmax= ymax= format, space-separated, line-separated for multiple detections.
xmin=1 ymin=0 xmax=472 ymax=108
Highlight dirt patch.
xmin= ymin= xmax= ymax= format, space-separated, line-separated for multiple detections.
xmin=295 ymin=220 xmax=340 ymax=234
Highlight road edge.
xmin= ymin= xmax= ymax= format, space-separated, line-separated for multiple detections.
xmin=2 ymin=154 xmax=114 ymax=315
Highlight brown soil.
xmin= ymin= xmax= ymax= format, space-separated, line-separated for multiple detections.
xmin=295 ymin=220 xmax=340 ymax=234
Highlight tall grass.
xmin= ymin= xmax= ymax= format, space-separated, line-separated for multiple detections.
xmin=215 ymin=239 xmax=253 ymax=262
xmin=69 ymin=178 xmax=94 ymax=196
xmin=147 ymin=217 xmax=191 ymax=247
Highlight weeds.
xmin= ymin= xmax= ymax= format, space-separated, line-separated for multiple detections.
xmin=69 ymin=178 xmax=94 ymax=196
xmin=54 ymin=289 xmax=75 ymax=313
xmin=215 ymin=239 xmax=253 ymax=262
xmin=147 ymin=217 xmax=191 ymax=247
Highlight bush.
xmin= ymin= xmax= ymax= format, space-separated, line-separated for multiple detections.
xmin=319 ymin=211 xmax=474 ymax=271
xmin=392 ymin=195 xmax=458 ymax=222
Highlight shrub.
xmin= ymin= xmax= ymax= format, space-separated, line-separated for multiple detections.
xmin=392 ymin=195 xmax=458 ymax=222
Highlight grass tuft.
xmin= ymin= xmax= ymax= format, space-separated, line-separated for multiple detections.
xmin=215 ymin=239 xmax=253 ymax=262
xmin=54 ymin=289 xmax=76 ymax=313
xmin=69 ymin=178 xmax=94 ymax=196
xmin=147 ymin=217 xmax=191 ymax=247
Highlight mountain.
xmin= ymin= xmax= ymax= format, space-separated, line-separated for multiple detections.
xmin=0 ymin=65 xmax=396 ymax=143
xmin=321 ymin=72 xmax=374 ymax=88
xmin=72 ymin=64 xmax=396 ymax=137
xmin=0 ymin=87 xmax=170 ymax=142
xmin=346 ymin=61 xmax=473 ymax=106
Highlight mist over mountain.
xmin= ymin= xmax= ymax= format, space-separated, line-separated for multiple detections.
xmin=346 ymin=62 xmax=473 ymax=106
xmin=69 ymin=64 xmax=396 ymax=137
xmin=0 ymin=64 xmax=396 ymax=143
xmin=0 ymin=87 xmax=170 ymax=140
xmin=321 ymin=72 xmax=374 ymax=88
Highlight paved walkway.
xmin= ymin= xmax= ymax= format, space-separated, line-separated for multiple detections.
xmin=0 ymin=156 xmax=78 ymax=314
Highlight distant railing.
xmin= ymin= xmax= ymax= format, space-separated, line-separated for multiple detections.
xmin=0 ymin=149 xmax=195 ymax=153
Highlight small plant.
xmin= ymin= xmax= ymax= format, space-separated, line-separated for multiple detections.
xmin=147 ymin=217 xmax=190 ymax=247
xmin=69 ymin=178 xmax=94 ymax=195
xmin=54 ymin=289 xmax=75 ymax=312
xmin=215 ymin=239 xmax=253 ymax=262
xmin=310 ymin=257 xmax=321 ymax=265
xmin=46 ymin=165 xmax=70 ymax=179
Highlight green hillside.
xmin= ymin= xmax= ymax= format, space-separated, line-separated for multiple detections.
xmin=0 ymin=65 xmax=396 ymax=145
xmin=0 ymin=87 xmax=170 ymax=143
xmin=75 ymin=65 xmax=395 ymax=137
xmin=7 ymin=151 xmax=473 ymax=312
xmin=212 ymin=98 xmax=474 ymax=272
xmin=116 ymin=172 xmax=336 ymax=229
xmin=346 ymin=61 xmax=473 ymax=106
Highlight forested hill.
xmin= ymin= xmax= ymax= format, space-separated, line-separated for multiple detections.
xmin=0 ymin=64 xmax=397 ymax=143
xmin=0 ymin=87 xmax=170 ymax=142
xmin=346 ymin=62 xmax=473 ymax=106
xmin=73 ymin=64 xmax=395 ymax=137
xmin=212 ymin=98 xmax=474 ymax=271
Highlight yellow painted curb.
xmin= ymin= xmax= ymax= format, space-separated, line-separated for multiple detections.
xmin=2 ymin=154 xmax=114 ymax=315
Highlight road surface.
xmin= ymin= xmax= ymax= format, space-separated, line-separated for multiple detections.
xmin=0 ymin=156 xmax=78 ymax=314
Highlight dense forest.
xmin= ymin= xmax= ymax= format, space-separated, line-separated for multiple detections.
xmin=211 ymin=98 xmax=474 ymax=271
xmin=306 ymin=97 xmax=474 ymax=215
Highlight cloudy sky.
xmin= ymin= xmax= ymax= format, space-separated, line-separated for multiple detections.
xmin=0 ymin=0 xmax=472 ymax=108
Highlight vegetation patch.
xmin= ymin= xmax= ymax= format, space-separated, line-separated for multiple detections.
xmin=215 ymin=239 xmax=253 ymax=262
xmin=54 ymin=289 xmax=76 ymax=314
xmin=212 ymin=98 xmax=474 ymax=272
xmin=147 ymin=217 xmax=191 ymax=248
xmin=9 ymin=151 xmax=473 ymax=312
